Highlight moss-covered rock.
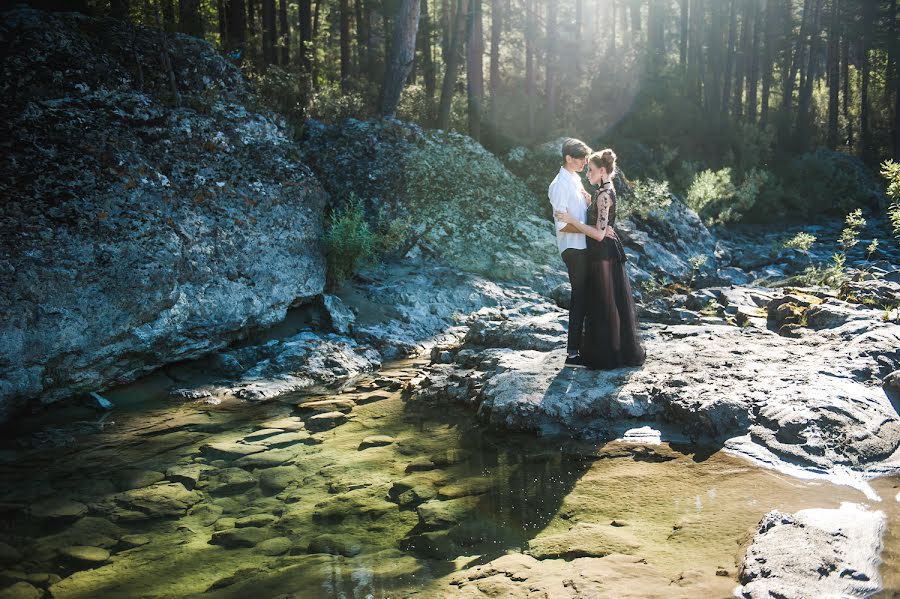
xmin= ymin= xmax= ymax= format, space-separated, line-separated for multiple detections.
xmin=300 ymin=118 xmax=560 ymax=288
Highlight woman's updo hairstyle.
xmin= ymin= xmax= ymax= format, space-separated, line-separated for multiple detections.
xmin=589 ymin=148 xmax=617 ymax=178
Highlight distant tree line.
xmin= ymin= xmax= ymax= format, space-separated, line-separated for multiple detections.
xmin=24 ymin=0 xmax=900 ymax=164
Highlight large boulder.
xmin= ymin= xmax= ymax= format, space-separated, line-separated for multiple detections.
xmin=299 ymin=118 xmax=561 ymax=289
xmin=0 ymin=8 xmax=327 ymax=422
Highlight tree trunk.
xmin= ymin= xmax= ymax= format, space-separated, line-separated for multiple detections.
xmin=355 ymin=0 xmax=367 ymax=77
xmin=438 ymin=0 xmax=467 ymax=129
xmin=688 ymin=0 xmax=703 ymax=103
xmin=575 ymin=0 xmax=583 ymax=76
xmin=279 ymin=0 xmax=289 ymax=64
xmin=608 ymin=0 xmax=617 ymax=56
xmin=680 ymin=0 xmax=688 ymax=67
xmin=525 ymin=0 xmax=535 ymax=136
xmin=489 ymin=0 xmax=501 ymax=127
xmin=795 ymin=0 xmax=822 ymax=147
xmin=226 ymin=0 xmax=246 ymax=52
xmin=380 ymin=0 xmax=422 ymax=116
xmin=760 ymin=0 xmax=774 ymax=124
xmin=784 ymin=0 xmax=810 ymax=110
xmin=422 ymin=0 xmax=436 ymax=104
xmin=630 ymin=0 xmax=641 ymax=32
xmin=733 ymin=0 xmax=749 ymax=118
xmin=545 ymin=0 xmax=558 ymax=131
xmin=747 ymin=0 xmax=761 ymax=122
xmin=178 ymin=0 xmax=202 ymax=35
xmin=340 ymin=0 xmax=351 ymax=89
xmin=841 ymin=17 xmax=851 ymax=147
xmin=708 ymin=1 xmax=724 ymax=117
xmin=859 ymin=0 xmax=873 ymax=162
xmin=262 ymin=0 xmax=276 ymax=64
xmin=218 ymin=0 xmax=227 ymax=45
xmin=466 ymin=0 xmax=483 ymax=140
xmin=826 ymin=0 xmax=839 ymax=149
xmin=162 ymin=0 xmax=176 ymax=31
xmin=111 ymin=0 xmax=129 ymax=21
xmin=722 ymin=0 xmax=737 ymax=118
xmin=246 ymin=0 xmax=256 ymax=37
xmin=299 ymin=0 xmax=312 ymax=71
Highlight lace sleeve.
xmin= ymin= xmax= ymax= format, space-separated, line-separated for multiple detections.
xmin=596 ymin=192 xmax=611 ymax=231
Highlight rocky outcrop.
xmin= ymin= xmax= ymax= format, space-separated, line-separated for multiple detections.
xmin=406 ymin=276 xmax=900 ymax=474
xmin=737 ymin=503 xmax=886 ymax=598
xmin=300 ymin=118 xmax=562 ymax=290
xmin=0 ymin=8 xmax=327 ymax=422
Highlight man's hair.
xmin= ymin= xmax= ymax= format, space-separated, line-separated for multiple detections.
xmin=561 ymin=138 xmax=591 ymax=162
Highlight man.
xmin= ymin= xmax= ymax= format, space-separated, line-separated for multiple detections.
xmin=549 ymin=138 xmax=592 ymax=368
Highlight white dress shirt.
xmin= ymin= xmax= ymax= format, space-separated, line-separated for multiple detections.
xmin=548 ymin=166 xmax=587 ymax=254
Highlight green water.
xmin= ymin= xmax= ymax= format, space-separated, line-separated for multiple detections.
xmin=0 ymin=359 xmax=897 ymax=598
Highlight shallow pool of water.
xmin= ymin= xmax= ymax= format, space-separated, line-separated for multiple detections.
xmin=0 ymin=359 xmax=897 ymax=598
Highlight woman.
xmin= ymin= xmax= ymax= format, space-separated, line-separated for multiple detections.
xmin=555 ymin=149 xmax=646 ymax=370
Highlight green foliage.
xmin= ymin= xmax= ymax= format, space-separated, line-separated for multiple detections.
xmin=866 ymin=239 xmax=879 ymax=260
xmin=322 ymin=194 xmax=377 ymax=290
xmin=620 ymin=178 xmax=673 ymax=220
xmin=686 ymin=167 xmax=780 ymax=225
xmin=686 ymin=168 xmax=735 ymax=217
xmin=307 ymin=81 xmax=374 ymax=124
xmin=881 ymin=160 xmax=900 ymax=238
xmin=791 ymin=253 xmax=847 ymax=289
xmin=782 ymin=232 xmax=816 ymax=252
xmin=688 ymin=254 xmax=708 ymax=271
xmin=784 ymin=149 xmax=881 ymax=218
xmin=245 ymin=65 xmax=308 ymax=125
xmin=838 ymin=208 xmax=865 ymax=250
xmin=638 ymin=274 xmax=671 ymax=300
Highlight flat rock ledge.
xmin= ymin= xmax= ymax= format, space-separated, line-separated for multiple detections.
xmin=406 ymin=286 xmax=900 ymax=476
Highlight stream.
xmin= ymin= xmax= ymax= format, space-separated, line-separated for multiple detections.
xmin=1 ymin=358 xmax=898 ymax=598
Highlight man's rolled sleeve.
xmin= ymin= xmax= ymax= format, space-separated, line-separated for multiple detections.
xmin=548 ymin=181 xmax=568 ymax=231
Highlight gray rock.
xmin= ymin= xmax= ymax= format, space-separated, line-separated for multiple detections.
xmin=737 ymin=504 xmax=886 ymax=598
xmin=417 ymin=496 xmax=480 ymax=529
xmin=200 ymin=442 xmax=265 ymax=461
xmin=0 ymin=582 xmax=42 ymax=599
xmin=57 ymin=545 xmax=110 ymax=566
xmin=209 ymin=527 xmax=273 ymax=549
xmin=410 ymin=302 xmax=900 ymax=472
xmin=294 ymin=398 xmax=355 ymax=414
xmin=0 ymin=8 xmax=327 ymax=424
xmin=304 ymin=411 xmax=348 ymax=432
xmin=323 ymin=294 xmax=355 ymax=334
xmin=113 ymin=469 xmax=165 ymax=491
xmin=28 ymin=498 xmax=87 ymax=522
xmin=234 ymin=514 xmax=277 ymax=528
xmin=165 ymin=464 xmax=206 ymax=490
xmin=258 ymin=466 xmax=304 ymax=495
xmin=359 ymin=435 xmax=395 ymax=450
xmin=256 ymin=537 xmax=292 ymax=556
xmin=206 ymin=468 xmax=257 ymax=495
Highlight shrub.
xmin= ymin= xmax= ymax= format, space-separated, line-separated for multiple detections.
xmin=838 ymin=208 xmax=866 ymax=250
xmin=620 ymin=178 xmax=672 ymax=220
xmin=881 ymin=160 xmax=900 ymax=238
xmin=782 ymin=232 xmax=816 ymax=251
xmin=322 ymin=195 xmax=377 ymax=290
xmin=785 ymin=148 xmax=883 ymax=218
xmin=687 ymin=167 xmax=779 ymax=225
xmin=686 ymin=168 xmax=735 ymax=218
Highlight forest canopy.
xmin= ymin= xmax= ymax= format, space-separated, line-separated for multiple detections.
xmin=22 ymin=0 xmax=900 ymax=222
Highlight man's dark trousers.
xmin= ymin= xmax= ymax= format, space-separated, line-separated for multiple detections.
xmin=561 ymin=248 xmax=588 ymax=354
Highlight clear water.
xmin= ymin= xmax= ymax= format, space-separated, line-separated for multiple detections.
xmin=0 ymin=359 xmax=897 ymax=598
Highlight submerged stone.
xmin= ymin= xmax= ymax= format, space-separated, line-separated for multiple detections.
xmin=307 ymin=534 xmax=362 ymax=557
xmin=57 ymin=546 xmax=109 ymax=566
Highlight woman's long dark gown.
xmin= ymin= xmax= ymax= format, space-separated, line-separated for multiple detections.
xmin=580 ymin=183 xmax=646 ymax=369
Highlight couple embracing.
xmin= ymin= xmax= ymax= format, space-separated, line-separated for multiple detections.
xmin=549 ymin=138 xmax=646 ymax=370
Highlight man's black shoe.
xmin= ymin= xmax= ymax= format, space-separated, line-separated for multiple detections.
xmin=564 ymin=355 xmax=586 ymax=368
